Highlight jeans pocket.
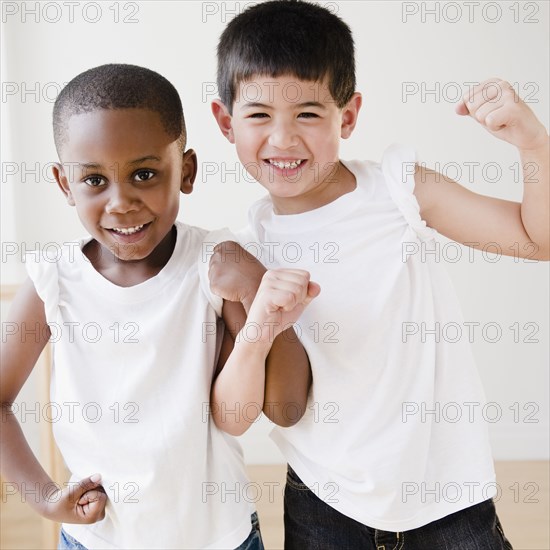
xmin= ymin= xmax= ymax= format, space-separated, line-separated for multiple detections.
xmin=374 ymin=530 xmax=405 ymax=550
xmin=286 ymin=465 xmax=310 ymax=491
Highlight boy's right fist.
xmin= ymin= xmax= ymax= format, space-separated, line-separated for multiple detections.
xmin=247 ymin=269 xmax=321 ymax=342
xmin=43 ymin=473 xmax=107 ymax=524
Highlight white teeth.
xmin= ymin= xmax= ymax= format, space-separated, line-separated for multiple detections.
xmin=269 ymin=159 xmax=303 ymax=170
xmin=111 ymin=224 xmax=144 ymax=235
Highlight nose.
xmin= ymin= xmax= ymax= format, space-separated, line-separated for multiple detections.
xmin=105 ymin=183 xmax=140 ymax=214
xmin=268 ymin=120 xmax=299 ymax=150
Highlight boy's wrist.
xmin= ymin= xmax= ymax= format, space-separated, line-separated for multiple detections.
xmin=518 ymin=132 xmax=549 ymax=157
xmin=34 ymin=481 xmax=60 ymax=518
xmin=236 ymin=322 xmax=279 ymax=356
xmin=241 ymin=284 xmax=262 ymax=313
xmin=234 ymin=265 xmax=265 ymax=313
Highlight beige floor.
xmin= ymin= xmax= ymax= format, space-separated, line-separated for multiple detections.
xmin=1 ymin=462 xmax=548 ymax=549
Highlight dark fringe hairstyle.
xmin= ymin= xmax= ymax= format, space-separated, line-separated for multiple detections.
xmin=217 ymin=0 xmax=356 ymax=112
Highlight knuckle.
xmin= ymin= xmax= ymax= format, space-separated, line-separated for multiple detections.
xmin=502 ymin=87 xmax=515 ymax=101
xmin=208 ymin=262 xmax=220 ymax=277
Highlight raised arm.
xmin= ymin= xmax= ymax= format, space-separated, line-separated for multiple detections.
xmin=209 ymin=242 xmax=320 ymax=435
xmin=1 ymin=278 xmax=106 ymax=523
xmin=414 ymin=78 xmax=549 ymax=260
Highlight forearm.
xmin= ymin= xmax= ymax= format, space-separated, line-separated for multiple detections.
xmin=216 ymin=306 xmax=312 ymax=431
xmin=520 ymin=137 xmax=550 ymax=256
xmin=210 ymin=331 xmax=271 ymax=436
xmin=212 ymin=266 xmax=318 ymax=434
xmin=1 ymin=409 xmax=57 ymax=517
xmin=264 ymin=328 xmax=311 ymax=427
xmin=243 ymin=281 xmax=313 ymax=427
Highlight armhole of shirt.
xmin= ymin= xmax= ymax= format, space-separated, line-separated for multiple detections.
xmin=24 ymin=249 xmax=61 ymax=324
xmin=381 ymin=143 xmax=438 ymax=243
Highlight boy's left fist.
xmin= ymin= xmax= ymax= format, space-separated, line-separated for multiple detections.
xmin=456 ymin=78 xmax=548 ymax=152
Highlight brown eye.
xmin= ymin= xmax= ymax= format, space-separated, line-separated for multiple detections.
xmin=134 ymin=170 xmax=155 ymax=182
xmin=84 ymin=176 xmax=106 ymax=187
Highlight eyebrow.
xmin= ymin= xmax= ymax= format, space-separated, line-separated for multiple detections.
xmin=127 ymin=155 xmax=162 ymax=167
xmin=241 ymin=102 xmax=273 ymax=110
xmin=297 ymin=101 xmax=327 ymax=110
xmin=241 ymin=101 xmax=327 ymax=110
xmin=74 ymin=156 xmax=162 ymax=170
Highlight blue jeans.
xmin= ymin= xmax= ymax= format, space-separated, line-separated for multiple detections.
xmin=284 ymin=465 xmax=513 ymax=550
xmin=58 ymin=512 xmax=264 ymax=550
xmin=239 ymin=511 xmax=264 ymax=550
xmin=58 ymin=529 xmax=86 ymax=550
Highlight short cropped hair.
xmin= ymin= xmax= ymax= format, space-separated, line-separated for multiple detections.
xmin=53 ymin=64 xmax=186 ymax=154
xmin=217 ymin=0 xmax=356 ymax=112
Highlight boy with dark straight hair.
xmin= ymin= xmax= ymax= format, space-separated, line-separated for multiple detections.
xmin=210 ymin=0 xmax=549 ymax=548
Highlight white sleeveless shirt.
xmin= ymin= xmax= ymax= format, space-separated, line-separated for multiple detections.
xmin=240 ymin=145 xmax=496 ymax=531
xmin=26 ymin=222 xmax=253 ymax=549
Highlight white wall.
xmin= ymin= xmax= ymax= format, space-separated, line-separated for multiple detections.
xmin=1 ymin=1 xmax=548 ymax=462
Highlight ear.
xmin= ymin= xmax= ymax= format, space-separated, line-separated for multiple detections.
xmin=52 ymin=163 xmax=75 ymax=206
xmin=211 ymin=99 xmax=235 ymax=143
xmin=180 ymin=149 xmax=197 ymax=195
xmin=340 ymin=92 xmax=362 ymax=139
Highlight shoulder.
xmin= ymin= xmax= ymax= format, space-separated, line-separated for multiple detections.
xmin=174 ymin=220 xmax=208 ymax=241
xmin=379 ymin=144 xmax=418 ymax=192
xmin=24 ymin=238 xmax=85 ymax=282
xmin=340 ymin=149 xmax=415 ymax=204
xmin=247 ymin=194 xmax=273 ymax=227
xmin=23 ymin=239 xmax=86 ymax=321
xmin=175 ymin=221 xmax=237 ymax=254
xmin=375 ymin=145 xmax=438 ymax=241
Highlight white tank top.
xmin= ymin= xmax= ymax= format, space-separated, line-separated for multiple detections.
xmin=26 ymin=222 xmax=254 ymax=549
xmin=240 ymin=145 xmax=496 ymax=531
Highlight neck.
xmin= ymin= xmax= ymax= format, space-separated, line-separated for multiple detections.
xmin=271 ymin=161 xmax=357 ymax=215
xmin=83 ymin=226 xmax=177 ymax=287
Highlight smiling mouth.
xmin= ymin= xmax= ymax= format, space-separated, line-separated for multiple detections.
xmin=108 ymin=223 xmax=148 ymax=235
xmin=267 ymin=159 xmax=305 ymax=170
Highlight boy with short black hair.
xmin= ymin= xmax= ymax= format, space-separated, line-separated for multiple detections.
xmin=1 ymin=62 xmax=318 ymax=549
xmin=210 ymin=1 xmax=549 ymax=548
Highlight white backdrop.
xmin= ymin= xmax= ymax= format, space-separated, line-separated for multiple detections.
xmin=1 ymin=1 xmax=549 ymax=463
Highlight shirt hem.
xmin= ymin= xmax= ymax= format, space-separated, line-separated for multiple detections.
xmin=271 ymin=430 xmax=497 ymax=531
xmin=63 ymin=507 xmax=254 ymax=549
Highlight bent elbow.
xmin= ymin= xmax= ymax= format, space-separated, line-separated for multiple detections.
xmin=274 ymin=417 xmax=299 ymax=428
xmin=263 ymin=402 xmax=306 ymax=428
xmin=212 ymin=416 xmax=251 ymax=437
